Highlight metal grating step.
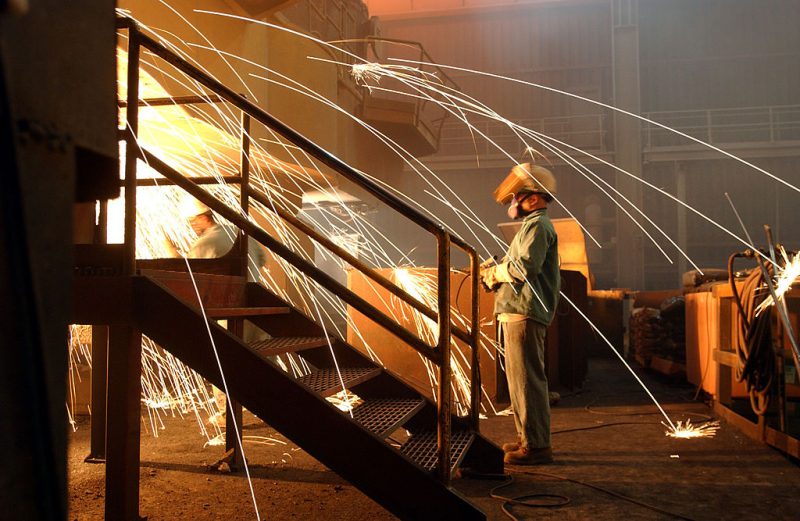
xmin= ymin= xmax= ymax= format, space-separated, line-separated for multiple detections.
xmin=249 ymin=336 xmax=329 ymax=357
xmin=351 ymin=398 xmax=425 ymax=439
xmin=400 ymin=429 xmax=475 ymax=472
xmin=297 ymin=367 xmax=381 ymax=397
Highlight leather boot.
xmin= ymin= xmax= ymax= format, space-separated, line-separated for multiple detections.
xmin=504 ymin=446 xmax=553 ymax=465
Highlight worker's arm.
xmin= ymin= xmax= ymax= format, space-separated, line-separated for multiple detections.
xmin=490 ymin=221 xmax=550 ymax=284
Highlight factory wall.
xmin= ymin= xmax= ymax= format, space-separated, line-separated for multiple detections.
xmin=369 ymin=0 xmax=800 ymax=289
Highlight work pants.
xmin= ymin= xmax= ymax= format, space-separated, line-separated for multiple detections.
xmin=502 ymin=319 xmax=550 ymax=449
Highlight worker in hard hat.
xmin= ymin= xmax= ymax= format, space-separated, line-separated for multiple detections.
xmin=482 ymin=161 xmax=560 ymax=466
xmin=181 ymin=197 xmax=268 ymax=427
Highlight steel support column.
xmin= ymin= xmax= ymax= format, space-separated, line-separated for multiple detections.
xmin=105 ymin=325 xmax=143 ymax=521
xmin=86 ymin=325 xmax=108 ymax=462
xmin=612 ymin=0 xmax=644 ymax=289
xmin=226 ymin=318 xmax=245 ymax=471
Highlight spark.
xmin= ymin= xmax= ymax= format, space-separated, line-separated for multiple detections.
xmin=326 ymin=390 xmax=363 ymax=412
xmin=756 ymin=247 xmax=800 ymax=316
xmin=390 ymin=57 xmax=800 ymax=198
xmin=392 ymin=267 xmax=500 ymax=416
xmin=351 ymin=63 xmax=383 ymax=84
xmin=96 ymin=9 xmax=770 ymax=455
xmin=665 ymin=419 xmax=720 ymax=439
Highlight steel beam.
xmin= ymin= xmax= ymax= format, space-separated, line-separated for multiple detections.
xmin=104 ymin=325 xmax=143 ymax=521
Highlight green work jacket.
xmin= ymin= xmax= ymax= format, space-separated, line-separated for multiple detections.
xmin=494 ymin=208 xmax=561 ymax=325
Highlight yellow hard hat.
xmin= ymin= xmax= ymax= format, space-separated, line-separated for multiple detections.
xmin=493 ymin=162 xmax=557 ymax=204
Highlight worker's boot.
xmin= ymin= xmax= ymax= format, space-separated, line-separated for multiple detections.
xmin=504 ymin=446 xmax=553 ymax=466
xmin=502 ymin=440 xmax=521 ymax=452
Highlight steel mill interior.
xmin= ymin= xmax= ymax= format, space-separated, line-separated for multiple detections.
xmin=2 ymin=0 xmax=800 ymax=520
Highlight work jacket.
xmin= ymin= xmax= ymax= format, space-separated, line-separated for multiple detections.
xmin=493 ymin=208 xmax=560 ymax=326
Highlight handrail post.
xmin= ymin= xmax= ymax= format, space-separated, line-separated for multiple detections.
xmin=469 ymin=249 xmax=481 ymax=431
xmin=123 ymin=29 xmax=141 ymax=275
xmin=239 ymin=110 xmax=251 ymax=276
xmin=436 ymin=233 xmax=452 ymax=484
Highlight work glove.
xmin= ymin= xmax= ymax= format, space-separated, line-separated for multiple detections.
xmin=480 ymin=265 xmax=501 ymax=292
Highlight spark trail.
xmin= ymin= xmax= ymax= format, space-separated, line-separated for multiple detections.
xmin=95 ymin=9 xmax=764 ymax=447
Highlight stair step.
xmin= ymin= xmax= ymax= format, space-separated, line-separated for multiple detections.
xmin=249 ymin=336 xmax=329 ymax=357
xmin=206 ymin=306 xmax=289 ymax=318
xmin=400 ymin=429 xmax=475 ymax=472
xmin=297 ymin=367 xmax=381 ymax=397
xmin=351 ymin=398 xmax=425 ymax=439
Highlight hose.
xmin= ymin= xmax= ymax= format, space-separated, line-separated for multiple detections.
xmin=728 ymin=251 xmax=774 ymax=416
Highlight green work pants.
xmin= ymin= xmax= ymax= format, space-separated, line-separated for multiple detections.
xmin=502 ymin=319 xmax=550 ymax=449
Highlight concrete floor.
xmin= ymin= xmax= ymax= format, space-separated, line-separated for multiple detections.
xmin=68 ymin=358 xmax=800 ymax=520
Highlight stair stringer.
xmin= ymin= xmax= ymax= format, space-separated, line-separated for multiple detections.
xmin=131 ymin=275 xmax=486 ymax=520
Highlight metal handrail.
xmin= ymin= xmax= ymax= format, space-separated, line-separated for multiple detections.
xmin=118 ymin=16 xmax=482 ymax=481
xmin=138 ymin=147 xmax=441 ymax=362
xmin=642 ymin=104 xmax=800 ymax=148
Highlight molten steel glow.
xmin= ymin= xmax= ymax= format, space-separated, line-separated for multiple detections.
xmin=665 ymin=419 xmax=720 ymax=439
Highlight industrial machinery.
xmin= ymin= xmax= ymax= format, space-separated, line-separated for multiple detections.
xmin=685 ymin=231 xmax=800 ymax=457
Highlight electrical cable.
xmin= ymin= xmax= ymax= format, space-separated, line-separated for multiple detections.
xmin=728 ymin=251 xmax=775 ymax=416
xmin=454 ymin=268 xmax=471 ymax=317
xmin=583 ymin=393 xmax=714 ymax=422
xmin=488 ymin=474 xmax=570 ymax=518
xmin=509 ymin=469 xmax=698 ymax=521
xmin=465 ymin=459 xmax=698 ymax=521
xmin=551 ymin=421 xmax=657 ymax=434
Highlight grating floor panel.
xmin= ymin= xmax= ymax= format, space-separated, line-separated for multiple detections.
xmin=352 ymin=398 xmax=425 ymax=438
xmin=400 ymin=430 xmax=474 ymax=472
xmin=249 ymin=336 xmax=328 ymax=357
xmin=297 ymin=367 xmax=379 ymax=396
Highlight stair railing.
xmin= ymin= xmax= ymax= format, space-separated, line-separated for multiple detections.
xmin=117 ymin=16 xmax=482 ymax=483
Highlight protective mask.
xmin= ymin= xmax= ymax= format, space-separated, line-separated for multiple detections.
xmin=507 ymin=195 xmax=528 ymax=220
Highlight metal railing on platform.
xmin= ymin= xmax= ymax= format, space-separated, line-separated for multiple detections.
xmin=642 ymin=105 xmax=800 ymax=148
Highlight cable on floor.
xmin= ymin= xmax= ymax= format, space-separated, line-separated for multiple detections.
xmin=488 ymin=473 xmax=569 ymax=519
xmin=464 ymin=462 xmax=698 ymax=521
xmin=509 ymin=468 xmax=698 ymax=521
xmin=583 ymin=392 xmax=714 ymax=422
xmin=551 ymin=421 xmax=656 ymax=435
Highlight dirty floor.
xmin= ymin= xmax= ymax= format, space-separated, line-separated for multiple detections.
xmin=68 ymin=358 xmax=800 ymax=520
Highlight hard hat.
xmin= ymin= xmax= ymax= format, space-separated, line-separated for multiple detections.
xmin=179 ymin=196 xmax=211 ymax=218
xmin=493 ymin=162 xmax=557 ymax=205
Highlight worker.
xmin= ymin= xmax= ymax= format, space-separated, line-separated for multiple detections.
xmin=183 ymin=198 xmax=267 ymax=279
xmin=481 ymin=162 xmax=560 ymax=466
xmin=181 ymin=197 xmax=268 ymax=427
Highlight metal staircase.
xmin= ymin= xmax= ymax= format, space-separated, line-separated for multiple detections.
xmin=73 ymin=16 xmax=502 ymax=520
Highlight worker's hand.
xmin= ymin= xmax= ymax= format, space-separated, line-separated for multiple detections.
xmin=480 ymin=265 xmax=501 ymax=292
xmin=160 ymin=232 xmax=181 ymax=258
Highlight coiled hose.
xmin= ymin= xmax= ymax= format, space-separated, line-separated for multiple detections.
xmin=728 ymin=251 xmax=774 ymax=416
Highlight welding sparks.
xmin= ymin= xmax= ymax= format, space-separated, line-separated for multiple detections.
xmin=326 ymin=390 xmax=363 ymax=412
xmin=391 ymin=267 xmax=501 ymax=416
xmin=755 ymin=247 xmax=800 ymax=316
xmin=90 ymin=7 xmax=792 ymax=457
xmin=664 ymin=419 xmax=721 ymax=439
